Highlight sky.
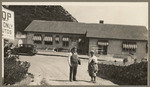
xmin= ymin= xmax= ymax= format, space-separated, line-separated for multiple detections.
xmin=2 ymin=2 xmax=148 ymax=29
xmin=62 ymin=2 xmax=148 ymax=28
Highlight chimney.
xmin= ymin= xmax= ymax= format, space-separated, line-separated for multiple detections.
xmin=99 ymin=20 xmax=104 ymax=24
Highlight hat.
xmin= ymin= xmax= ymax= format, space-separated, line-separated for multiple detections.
xmin=90 ymin=50 xmax=95 ymax=53
xmin=71 ymin=47 xmax=77 ymax=51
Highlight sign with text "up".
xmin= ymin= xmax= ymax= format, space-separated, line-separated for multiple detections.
xmin=2 ymin=7 xmax=15 ymax=40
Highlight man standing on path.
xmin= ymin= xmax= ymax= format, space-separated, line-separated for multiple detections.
xmin=68 ymin=47 xmax=81 ymax=82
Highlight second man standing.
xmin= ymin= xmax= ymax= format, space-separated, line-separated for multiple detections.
xmin=68 ymin=47 xmax=81 ymax=82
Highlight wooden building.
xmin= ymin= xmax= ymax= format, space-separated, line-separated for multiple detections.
xmin=24 ymin=20 xmax=148 ymax=60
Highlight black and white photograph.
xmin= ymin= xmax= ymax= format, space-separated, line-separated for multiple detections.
xmin=2 ymin=2 xmax=148 ymax=86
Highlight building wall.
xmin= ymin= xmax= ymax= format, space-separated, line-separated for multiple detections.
xmin=88 ymin=38 xmax=121 ymax=55
xmin=88 ymin=38 xmax=147 ymax=61
xmin=26 ymin=32 xmax=147 ymax=60
xmin=26 ymin=32 xmax=86 ymax=51
xmin=88 ymin=38 xmax=99 ymax=53
xmin=136 ymin=41 xmax=147 ymax=60
xmin=107 ymin=40 xmax=122 ymax=55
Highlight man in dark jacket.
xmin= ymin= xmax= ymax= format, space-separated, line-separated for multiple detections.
xmin=68 ymin=47 xmax=81 ymax=82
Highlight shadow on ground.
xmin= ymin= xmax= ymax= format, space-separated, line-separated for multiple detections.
xmin=51 ymin=79 xmax=91 ymax=83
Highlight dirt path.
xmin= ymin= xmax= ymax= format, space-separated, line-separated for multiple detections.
xmin=19 ymin=54 xmax=117 ymax=85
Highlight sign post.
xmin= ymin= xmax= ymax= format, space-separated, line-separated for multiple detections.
xmin=2 ymin=7 xmax=14 ymax=84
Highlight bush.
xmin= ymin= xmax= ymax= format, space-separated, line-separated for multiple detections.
xmin=97 ymin=62 xmax=147 ymax=85
xmin=4 ymin=41 xmax=30 ymax=85
xmin=4 ymin=56 xmax=30 ymax=85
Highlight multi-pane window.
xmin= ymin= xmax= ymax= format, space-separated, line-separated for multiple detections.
xmin=44 ymin=35 xmax=53 ymax=45
xmin=33 ymin=34 xmax=42 ymax=44
xmin=122 ymin=41 xmax=137 ymax=52
xmin=55 ymin=35 xmax=60 ymax=44
xmin=97 ymin=40 xmax=109 ymax=55
xmin=62 ymin=37 xmax=69 ymax=47
xmin=97 ymin=41 xmax=109 ymax=46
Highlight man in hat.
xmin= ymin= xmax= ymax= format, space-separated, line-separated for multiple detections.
xmin=68 ymin=47 xmax=81 ymax=82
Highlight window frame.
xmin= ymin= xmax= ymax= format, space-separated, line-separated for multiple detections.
xmin=44 ymin=35 xmax=53 ymax=45
xmin=62 ymin=36 xmax=69 ymax=47
xmin=33 ymin=34 xmax=42 ymax=44
xmin=122 ymin=41 xmax=137 ymax=52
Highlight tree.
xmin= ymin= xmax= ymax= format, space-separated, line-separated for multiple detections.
xmin=4 ymin=5 xmax=78 ymax=34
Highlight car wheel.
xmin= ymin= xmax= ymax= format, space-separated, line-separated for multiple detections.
xmin=28 ymin=52 xmax=33 ymax=56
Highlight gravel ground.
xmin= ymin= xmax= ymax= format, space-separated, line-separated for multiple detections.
xmin=19 ymin=54 xmax=117 ymax=86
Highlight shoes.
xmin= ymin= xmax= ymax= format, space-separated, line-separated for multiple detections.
xmin=70 ymin=79 xmax=77 ymax=82
xmin=73 ymin=79 xmax=77 ymax=81
xmin=93 ymin=81 xmax=96 ymax=83
xmin=70 ymin=78 xmax=78 ymax=82
xmin=70 ymin=79 xmax=73 ymax=82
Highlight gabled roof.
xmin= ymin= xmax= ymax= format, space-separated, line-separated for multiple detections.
xmin=86 ymin=24 xmax=148 ymax=41
xmin=24 ymin=20 xmax=148 ymax=41
xmin=25 ymin=20 xmax=86 ymax=34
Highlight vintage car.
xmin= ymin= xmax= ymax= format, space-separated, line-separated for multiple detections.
xmin=14 ymin=44 xmax=38 ymax=55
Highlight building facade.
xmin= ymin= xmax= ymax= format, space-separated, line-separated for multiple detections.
xmin=88 ymin=38 xmax=147 ymax=60
xmin=24 ymin=20 xmax=148 ymax=61
xmin=26 ymin=32 xmax=88 ymax=54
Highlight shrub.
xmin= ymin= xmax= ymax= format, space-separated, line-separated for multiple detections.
xmin=4 ymin=41 xmax=30 ymax=85
xmin=97 ymin=62 xmax=147 ymax=85
xmin=4 ymin=56 xmax=30 ymax=85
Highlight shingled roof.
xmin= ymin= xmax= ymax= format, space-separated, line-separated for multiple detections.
xmin=86 ymin=24 xmax=148 ymax=41
xmin=25 ymin=20 xmax=87 ymax=34
xmin=24 ymin=20 xmax=148 ymax=41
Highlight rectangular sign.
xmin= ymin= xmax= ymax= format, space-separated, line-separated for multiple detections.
xmin=2 ymin=7 xmax=14 ymax=40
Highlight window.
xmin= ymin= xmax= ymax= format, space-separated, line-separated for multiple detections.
xmin=97 ymin=40 xmax=109 ymax=55
xmin=44 ymin=35 xmax=53 ymax=45
xmin=28 ymin=45 xmax=32 ymax=48
xmin=122 ymin=41 xmax=137 ymax=52
xmin=25 ymin=44 xmax=28 ymax=47
xmin=55 ymin=35 xmax=60 ymax=44
xmin=33 ymin=34 xmax=42 ymax=44
xmin=97 ymin=41 xmax=109 ymax=46
xmin=45 ymin=41 xmax=53 ymax=45
xmin=62 ymin=37 xmax=69 ymax=47
xmin=63 ymin=42 xmax=69 ymax=47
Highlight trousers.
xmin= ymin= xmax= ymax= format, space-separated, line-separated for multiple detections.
xmin=69 ymin=65 xmax=78 ymax=81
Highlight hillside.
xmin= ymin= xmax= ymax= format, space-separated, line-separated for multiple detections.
xmin=4 ymin=5 xmax=78 ymax=33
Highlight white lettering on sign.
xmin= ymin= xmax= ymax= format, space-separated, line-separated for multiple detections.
xmin=2 ymin=7 xmax=14 ymax=40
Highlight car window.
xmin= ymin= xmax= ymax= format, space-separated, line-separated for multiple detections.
xmin=24 ymin=45 xmax=28 ymax=47
xmin=28 ymin=45 xmax=32 ymax=47
xmin=34 ymin=45 xmax=36 ymax=48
